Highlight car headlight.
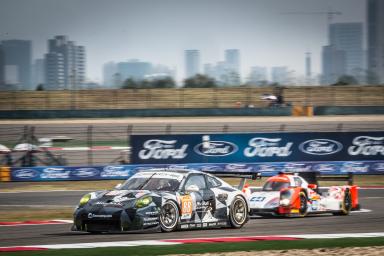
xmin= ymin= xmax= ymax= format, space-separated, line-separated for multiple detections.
xmin=280 ymin=198 xmax=290 ymax=206
xmin=135 ymin=196 xmax=152 ymax=208
xmin=79 ymin=193 xmax=91 ymax=207
xmin=280 ymin=189 xmax=293 ymax=207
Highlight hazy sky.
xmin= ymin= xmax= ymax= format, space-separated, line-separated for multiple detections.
xmin=0 ymin=0 xmax=365 ymax=83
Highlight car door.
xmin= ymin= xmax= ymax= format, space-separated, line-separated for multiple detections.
xmin=183 ymin=174 xmax=215 ymax=223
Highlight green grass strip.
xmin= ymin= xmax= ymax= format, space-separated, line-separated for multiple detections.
xmin=2 ymin=237 xmax=384 ymax=256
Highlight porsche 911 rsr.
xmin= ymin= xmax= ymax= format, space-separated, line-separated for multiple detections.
xmin=249 ymin=172 xmax=359 ymax=217
xmin=72 ymin=168 xmax=249 ymax=233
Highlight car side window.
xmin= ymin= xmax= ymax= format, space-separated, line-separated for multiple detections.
xmin=206 ymin=175 xmax=222 ymax=188
xmin=184 ymin=175 xmax=207 ymax=190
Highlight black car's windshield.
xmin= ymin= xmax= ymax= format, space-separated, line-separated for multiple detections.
xmin=262 ymin=181 xmax=290 ymax=191
xmin=120 ymin=172 xmax=183 ymax=191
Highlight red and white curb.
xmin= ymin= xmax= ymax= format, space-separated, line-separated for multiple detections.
xmin=0 ymin=219 xmax=72 ymax=227
xmin=1 ymin=232 xmax=384 ymax=252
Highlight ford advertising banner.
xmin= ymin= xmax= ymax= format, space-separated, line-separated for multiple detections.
xmin=130 ymin=132 xmax=384 ymax=164
xmin=9 ymin=160 xmax=384 ymax=181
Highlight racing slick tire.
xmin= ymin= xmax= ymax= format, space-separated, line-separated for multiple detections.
xmin=298 ymin=192 xmax=308 ymax=217
xmin=333 ymin=189 xmax=352 ymax=216
xmin=159 ymin=200 xmax=179 ymax=232
xmin=229 ymin=196 xmax=248 ymax=228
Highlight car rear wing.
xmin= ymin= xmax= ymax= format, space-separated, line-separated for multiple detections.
xmin=298 ymin=171 xmax=354 ymax=186
xmin=203 ymin=171 xmax=262 ymax=190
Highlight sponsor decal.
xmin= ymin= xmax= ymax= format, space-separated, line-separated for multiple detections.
xmin=40 ymin=168 xmax=70 ymax=179
xmin=340 ymin=162 xmax=369 ymax=173
xmin=283 ymin=163 xmax=311 ymax=172
xmin=143 ymin=217 xmax=158 ymax=222
xmin=88 ymin=213 xmax=112 ymax=219
xmin=244 ymin=137 xmax=293 ymax=157
xmin=180 ymin=195 xmax=193 ymax=219
xmin=250 ymin=196 xmax=266 ymax=202
xmin=138 ymin=139 xmax=188 ymax=160
xmin=348 ymin=136 xmax=384 ymax=156
xmin=372 ymin=163 xmax=384 ymax=172
xmin=133 ymin=166 xmax=156 ymax=172
xmin=199 ymin=165 xmax=224 ymax=172
xmin=167 ymin=165 xmax=190 ymax=170
xmin=13 ymin=169 xmax=39 ymax=179
xmin=194 ymin=141 xmax=238 ymax=157
xmin=225 ymin=164 xmax=253 ymax=172
xmin=143 ymin=221 xmax=159 ymax=226
xmin=299 ymin=139 xmax=343 ymax=155
xmin=94 ymin=201 xmax=123 ymax=207
xmin=313 ymin=163 xmax=338 ymax=173
xmin=254 ymin=164 xmax=280 ymax=173
xmin=101 ymin=166 xmax=130 ymax=177
xmin=72 ymin=168 xmax=99 ymax=178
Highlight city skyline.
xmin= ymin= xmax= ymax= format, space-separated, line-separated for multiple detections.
xmin=0 ymin=0 xmax=365 ymax=84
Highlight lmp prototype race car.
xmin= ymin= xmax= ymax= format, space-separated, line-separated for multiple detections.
xmin=72 ymin=168 xmax=249 ymax=233
xmin=249 ymin=172 xmax=359 ymax=217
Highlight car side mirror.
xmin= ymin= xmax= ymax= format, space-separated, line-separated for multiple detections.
xmin=186 ymin=185 xmax=199 ymax=192
xmin=115 ymin=183 xmax=122 ymax=189
xmin=308 ymin=184 xmax=317 ymax=189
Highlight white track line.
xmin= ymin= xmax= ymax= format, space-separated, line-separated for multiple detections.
xmin=2 ymin=232 xmax=384 ymax=250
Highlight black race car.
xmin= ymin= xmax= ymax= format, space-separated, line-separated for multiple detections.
xmin=72 ymin=168 xmax=249 ymax=233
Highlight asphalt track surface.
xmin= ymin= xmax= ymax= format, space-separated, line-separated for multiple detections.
xmin=0 ymin=189 xmax=383 ymax=247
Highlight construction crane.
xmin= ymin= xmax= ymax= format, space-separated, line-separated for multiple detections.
xmin=281 ymin=10 xmax=342 ymax=25
xmin=281 ymin=10 xmax=342 ymax=43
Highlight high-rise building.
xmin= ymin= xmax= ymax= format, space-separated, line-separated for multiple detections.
xmin=185 ymin=50 xmax=200 ymax=78
xmin=45 ymin=36 xmax=86 ymax=90
xmin=329 ymin=23 xmax=363 ymax=77
xmin=248 ymin=66 xmax=268 ymax=86
xmin=224 ymin=49 xmax=241 ymax=85
xmin=322 ymin=45 xmax=346 ymax=84
xmin=367 ymin=0 xmax=384 ymax=83
xmin=117 ymin=59 xmax=152 ymax=81
xmin=0 ymin=46 xmax=4 ymax=86
xmin=0 ymin=40 xmax=32 ymax=90
xmin=32 ymin=59 xmax=45 ymax=88
xmin=305 ymin=52 xmax=311 ymax=79
xmin=45 ymin=52 xmax=64 ymax=89
xmin=271 ymin=66 xmax=289 ymax=84
xmin=225 ymin=49 xmax=240 ymax=74
xmin=103 ymin=62 xmax=117 ymax=87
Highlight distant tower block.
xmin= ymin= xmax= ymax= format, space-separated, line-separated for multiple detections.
xmin=305 ymin=52 xmax=312 ymax=79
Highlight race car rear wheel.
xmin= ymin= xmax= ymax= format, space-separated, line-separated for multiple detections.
xmin=333 ymin=189 xmax=352 ymax=216
xmin=229 ymin=196 xmax=248 ymax=228
xmin=298 ymin=192 xmax=308 ymax=217
xmin=159 ymin=200 xmax=179 ymax=232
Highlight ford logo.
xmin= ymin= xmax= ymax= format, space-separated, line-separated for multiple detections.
xmin=225 ymin=164 xmax=253 ymax=172
xmin=72 ymin=168 xmax=99 ymax=178
xmin=14 ymin=169 xmax=39 ymax=179
xmin=200 ymin=165 xmax=224 ymax=172
xmin=299 ymin=139 xmax=343 ymax=155
xmin=194 ymin=141 xmax=238 ymax=157
xmin=372 ymin=163 xmax=384 ymax=172
xmin=313 ymin=163 xmax=337 ymax=173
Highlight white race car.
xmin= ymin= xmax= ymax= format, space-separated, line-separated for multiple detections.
xmin=249 ymin=172 xmax=359 ymax=217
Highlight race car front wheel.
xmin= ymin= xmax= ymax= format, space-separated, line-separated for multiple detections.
xmin=298 ymin=192 xmax=308 ymax=217
xmin=160 ymin=200 xmax=179 ymax=232
xmin=333 ymin=189 xmax=352 ymax=216
xmin=229 ymin=196 xmax=248 ymax=228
